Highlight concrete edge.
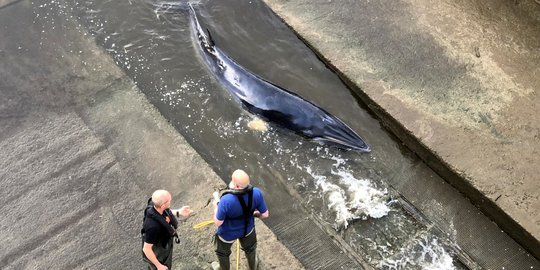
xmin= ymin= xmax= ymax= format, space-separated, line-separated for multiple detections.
xmin=264 ymin=9 xmax=540 ymax=261
xmin=0 ymin=0 xmax=24 ymax=10
xmin=340 ymin=65 xmax=540 ymax=261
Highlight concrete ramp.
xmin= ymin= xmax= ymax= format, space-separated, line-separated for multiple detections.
xmin=0 ymin=1 xmax=304 ymax=269
xmin=263 ymin=0 xmax=540 ymax=264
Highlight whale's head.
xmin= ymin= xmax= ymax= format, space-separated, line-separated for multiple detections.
xmin=313 ymin=115 xmax=371 ymax=152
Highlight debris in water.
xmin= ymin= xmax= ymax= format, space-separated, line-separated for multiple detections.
xmin=248 ymin=117 xmax=268 ymax=132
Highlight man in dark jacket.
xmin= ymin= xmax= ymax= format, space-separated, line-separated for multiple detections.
xmin=142 ymin=190 xmax=192 ymax=270
xmin=213 ymin=170 xmax=269 ymax=270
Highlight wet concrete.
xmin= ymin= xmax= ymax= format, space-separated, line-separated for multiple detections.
xmin=0 ymin=1 xmax=303 ymax=269
xmin=2 ymin=0 xmax=539 ymax=268
xmin=0 ymin=0 xmax=20 ymax=8
xmin=263 ymin=0 xmax=540 ymax=260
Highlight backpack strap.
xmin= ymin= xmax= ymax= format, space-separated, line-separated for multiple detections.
xmin=234 ymin=188 xmax=253 ymax=237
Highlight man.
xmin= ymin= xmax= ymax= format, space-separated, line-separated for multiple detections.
xmin=142 ymin=190 xmax=192 ymax=270
xmin=213 ymin=169 xmax=269 ymax=270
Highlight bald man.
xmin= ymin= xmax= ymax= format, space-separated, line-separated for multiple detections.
xmin=213 ymin=170 xmax=269 ymax=270
xmin=142 ymin=190 xmax=191 ymax=270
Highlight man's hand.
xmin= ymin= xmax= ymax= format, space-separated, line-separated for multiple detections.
xmin=178 ymin=206 xmax=192 ymax=217
xmin=156 ymin=264 xmax=168 ymax=270
xmin=143 ymin=242 xmax=168 ymax=270
xmin=254 ymin=210 xmax=269 ymax=219
xmin=212 ymin=191 xmax=220 ymax=207
xmin=172 ymin=206 xmax=192 ymax=218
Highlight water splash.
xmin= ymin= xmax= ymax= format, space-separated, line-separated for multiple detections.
xmin=306 ymin=166 xmax=391 ymax=229
xmin=379 ymin=234 xmax=456 ymax=270
xmin=335 ymin=170 xmax=391 ymax=219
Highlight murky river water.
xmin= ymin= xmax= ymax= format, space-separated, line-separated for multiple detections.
xmin=34 ymin=0 xmax=467 ymax=268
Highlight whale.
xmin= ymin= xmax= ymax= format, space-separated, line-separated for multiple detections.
xmin=188 ymin=4 xmax=370 ymax=152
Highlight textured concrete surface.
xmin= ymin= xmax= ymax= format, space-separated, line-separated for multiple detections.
xmin=0 ymin=0 xmax=20 ymax=8
xmin=263 ymin=0 xmax=540 ymax=258
xmin=0 ymin=1 xmax=303 ymax=269
xmin=2 ymin=0 xmax=539 ymax=267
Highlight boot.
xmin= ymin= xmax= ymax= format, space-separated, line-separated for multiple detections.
xmin=245 ymin=250 xmax=257 ymax=270
xmin=217 ymin=255 xmax=230 ymax=270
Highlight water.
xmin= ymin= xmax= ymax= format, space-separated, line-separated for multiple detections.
xmin=33 ymin=0 xmax=465 ymax=268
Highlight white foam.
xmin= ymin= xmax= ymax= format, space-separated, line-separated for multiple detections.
xmin=334 ymin=170 xmax=391 ymax=219
xmin=417 ymin=238 xmax=455 ymax=270
xmin=379 ymin=235 xmax=456 ymax=270
xmin=306 ymin=166 xmax=391 ymax=229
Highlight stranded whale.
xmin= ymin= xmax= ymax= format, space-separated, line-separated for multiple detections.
xmin=188 ymin=4 xmax=370 ymax=152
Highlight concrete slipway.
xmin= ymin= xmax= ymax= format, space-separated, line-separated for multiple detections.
xmin=263 ymin=0 xmax=540 ymax=260
xmin=1 ymin=0 xmax=539 ymax=269
xmin=0 ymin=0 xmax=303 ymax=269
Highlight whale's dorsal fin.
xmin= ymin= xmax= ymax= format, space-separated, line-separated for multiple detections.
xmin=206 ymin=28 xmax=215 ymax=47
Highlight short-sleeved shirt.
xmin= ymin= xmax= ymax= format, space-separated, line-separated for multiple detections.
xmin=143 ymin=210 xmax=171 ymax=248
xmin=216 ymin=187 xmax=268 ymax=241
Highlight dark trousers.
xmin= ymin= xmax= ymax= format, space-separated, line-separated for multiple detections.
xmin=215 ymin=230 xmax=258 ymax=270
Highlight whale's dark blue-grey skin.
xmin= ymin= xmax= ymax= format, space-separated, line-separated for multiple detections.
xmin=187 ymin=4 xmax=370 ymax=152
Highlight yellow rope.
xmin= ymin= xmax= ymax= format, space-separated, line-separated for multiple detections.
xmin=236 ymin=239 xmax=240 ymax=270
xmin=192 ymin=220 xmax=214 ymax=229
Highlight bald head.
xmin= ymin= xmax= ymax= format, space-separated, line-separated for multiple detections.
xmin=151 ymin=189 xmax=171 ymax=208
xmin=231 ymin=169 xmax=250 ymax=188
